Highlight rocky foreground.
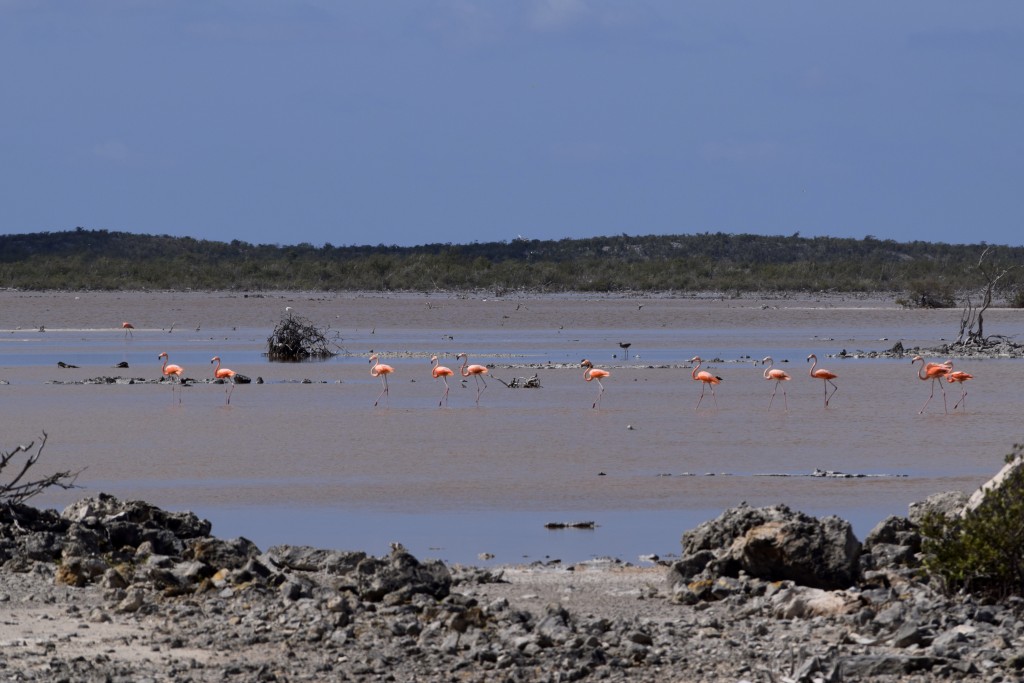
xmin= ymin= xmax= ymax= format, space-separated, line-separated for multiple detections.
xmin=1 ymin=488 xmax=1022 ymax=682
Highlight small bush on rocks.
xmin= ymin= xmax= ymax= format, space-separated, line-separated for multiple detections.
xmin=920 ymin=445 xmax=1024 ymax=598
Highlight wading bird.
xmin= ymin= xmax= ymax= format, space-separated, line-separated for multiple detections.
xmin=456 ymin=353 xmax=488 ymax=405
xmin=369 ymin=354 xmax=394 ymax=407
xmin=946 ymin=369 xmax=974 ymax=411
xmin=121 ymin=322 xmax=134 ymax=338
xmin=210 ymin=356 xmax=237 ymax=405
xmin=689 ymin=356 xmax=722 ymax=410
xmin=581 ymin=359 xmax=610 ymax=409
xmin=430 ymin=355 xmax=454 ymax=407
xmin=158 ymin=352 xmax=184 ymax=403
xmin=760 ymin=356 xmax=790 ymax=411
xmin=911 ymin=355 xmax=952 ymax=414
xmin=806 ymin=354 xmax=838 ymax=408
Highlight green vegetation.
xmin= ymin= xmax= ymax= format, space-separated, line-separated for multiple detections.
xmin=920 ymin=447 xmax=1024 ymax=598
xmin=1 ymin=227 xmax=1022 ymax=296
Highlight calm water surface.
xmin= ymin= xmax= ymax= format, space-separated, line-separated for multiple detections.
xmin=2 ymin=291 xmax=1021 ymax=566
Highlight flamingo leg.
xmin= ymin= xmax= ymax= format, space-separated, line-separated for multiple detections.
xmin=694 ymin=383 xmax=705 ymax=410
xmin=954 ymin=387 xmax=968 ymax=411
xmin=474 ymin=375 xmax=487 ymax=405
xmin=226 ymin=381 xmax=235 ymax=405
xmin=919 ymin=379 xmax=947 ymax=414
xmin=825 ymin=380 xmax=838 ymax=407
xmin=711 ymin=385 xmax=718 ymax=408
xmin=439 ymin=377 xmax=450 ymax=407
xmin=374 ymin=375 xmax=389 ymax=407
xmin=593 ymin=378 xmax=605 ymax=409
xmin=919 ymin=381 xmax=936 ymax=414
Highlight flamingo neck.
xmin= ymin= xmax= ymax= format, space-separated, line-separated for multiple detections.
xmin=691 ymin=361 xmax=701 ymax=380
xmin=914 ymin=359 xmax=929 ymax=380
xmin=460 ymin=357 xmax=470 ymax=376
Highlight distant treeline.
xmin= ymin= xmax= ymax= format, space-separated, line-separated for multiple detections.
xmin=0 ymin=228 xmax=1021 ymax=301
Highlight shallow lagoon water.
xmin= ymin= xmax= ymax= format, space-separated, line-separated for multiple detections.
xmin=2 ymin=290 xmax=1022 ymax=566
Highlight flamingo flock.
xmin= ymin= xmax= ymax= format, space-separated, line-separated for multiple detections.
xmin=124 ymin=322 xmax=982 ymax=412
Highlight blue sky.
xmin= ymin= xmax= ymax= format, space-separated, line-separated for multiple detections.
xmin=2 ymin=1 xmax=1022 ymax=248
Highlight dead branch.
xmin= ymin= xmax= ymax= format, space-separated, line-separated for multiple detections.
xmin=1 ymin=432 xmax=84 ymax=505
xmin=491 ymin=374 xmax=542 ymax=389
xmin=266 ymin=312 xmax=341 ymax=361
xmin=956 ymin=246 xmax=1018 ymax=345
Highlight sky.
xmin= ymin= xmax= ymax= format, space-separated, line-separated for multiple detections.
xmin=2 ymin=1 xmax=1023 ymax=248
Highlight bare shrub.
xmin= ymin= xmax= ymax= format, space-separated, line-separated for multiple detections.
xmin=266 ymin=311 xmax=340 ymax=361
xmin=1 ymin=433 xmax=83 ymax=505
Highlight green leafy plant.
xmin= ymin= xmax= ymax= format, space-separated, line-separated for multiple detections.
xmin=919 ymin=446 xmax=1024 ymax=598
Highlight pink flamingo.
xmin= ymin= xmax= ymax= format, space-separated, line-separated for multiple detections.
xmin=911 ymin=355 xmax=952 ymax=414
xmin=210 ymin=356 xmax=237 ymax=405
xmin=369 ymin=354 xmax=394 ymax=407
xmin=946 ymin=369 xmax=974 ymax=411
xmin=688 ymin=356 xmax=722 ymax=410
xmin=806 ymin=354 xmax=838 ymax=407
xmin=121 ymin=321 xmax=135 ymax=338
xmin=760 ymin=356 xmax=790 ymax=411
xmin=430 ymin=355 xmax=454 ymax=407
xmin=581 ymin=359 xmax=610 ymax=409
xmin=158 ymin=352 xmax=184 ymax=403
xmin=456 ymin=353 xmax=488 ymax=405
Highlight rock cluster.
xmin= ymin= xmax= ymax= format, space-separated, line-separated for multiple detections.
xmin=1 ymin=491 xmax=1023 ymax=681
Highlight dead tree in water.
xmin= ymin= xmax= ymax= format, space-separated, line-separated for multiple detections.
xmin=956 ymin=247 xmax=1017 ymax=346
xmin=266 ymin=311 xmax=340 ymax=361
xmin=1 ymin=433 xmax=83 ymax=505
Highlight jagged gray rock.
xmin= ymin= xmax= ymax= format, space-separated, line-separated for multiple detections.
xmin=669 ymin=503 xmax=860 ymax=590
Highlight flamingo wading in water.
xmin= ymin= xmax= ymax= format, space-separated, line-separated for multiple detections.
xmin=158 ymin=352 xmax=184 ymax=403
xmin=456 ymin=353 xmax=488 ymax=405
xmin=210 ymin=356 xmax=237 ymax=405
xmin=806 ymin=354 xmax=838 ymax=407
xmin=121 ymin=322 xmax=134 ymax=338
xmin=946 ymin=368 xmax=974 ymax=411
xmin=580 ymin=359 xmax=610 ymax=409
xmin=369 ymin=354 xmax=394 ymax=407
xmin=430 ymin=355 xmax=454 ymax=407
xmin=688 ymin=356 xmax=722 ymax=410
xmin=911 ymin=355 xmax=952 ymax=414
xmin=760 ymin=356 xmax=790 ymax=411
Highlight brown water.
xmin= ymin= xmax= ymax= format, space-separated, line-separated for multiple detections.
xmin=2 ymin=290 xmax=1021 ymax=565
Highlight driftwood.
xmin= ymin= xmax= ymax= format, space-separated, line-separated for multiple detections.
xmin=492 ymin=374 xmax=542 ymax=389
xmin=266 ymin=311 xmax=340 ymax=361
